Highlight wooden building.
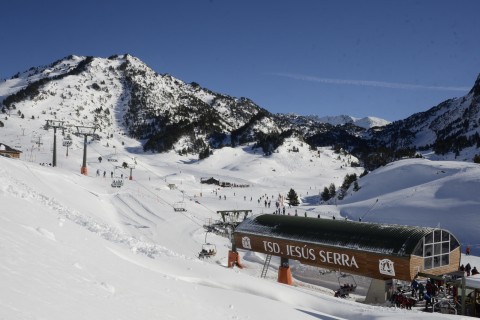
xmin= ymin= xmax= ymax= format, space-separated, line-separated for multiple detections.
xmin=0 ymin=143 xmax=22 ymax=159
xmin=232 ymin=214 xmax=461 ymax=282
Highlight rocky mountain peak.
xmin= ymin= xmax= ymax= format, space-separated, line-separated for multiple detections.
xmin=468 ymin=73 xmax=480 ymax=98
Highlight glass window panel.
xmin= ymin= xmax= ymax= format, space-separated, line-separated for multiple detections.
xmin=450 ymin=237 xmax=460 ymax=251
xmin=442 ymin=231 xmax=449 ymax=242
xmin=441 ymin=254 xmax=449 ymax=266
xmin=434 ymin=230 xmax=441 ymax=242
xmin=413 ymin=242 xmax=423 ymax=256
xmin=433 ymin=256 xmax=441 ymax=268
xmin=424 ymin=244 xmax=433 ymax=257
xmin=424 ymin=257 xmax=433 ymax=269
xmin=425 ymin=233 xmax=433 ymax=244
xmin=434 ymin=243 xmax=442 ymax=255
xmin=442 ymin=242 xmax=450 ymax=254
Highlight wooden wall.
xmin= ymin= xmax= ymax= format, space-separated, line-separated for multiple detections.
xmin=0 ymin=151 xmax=20 ymax=159
xmin=234 ymin=232 xmax=412 ymax=281
xmin=410 ymin=247 xmax=461 ymax=278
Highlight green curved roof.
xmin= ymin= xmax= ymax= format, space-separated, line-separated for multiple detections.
xmin=234 ymin=214 xmax=440 ymax=257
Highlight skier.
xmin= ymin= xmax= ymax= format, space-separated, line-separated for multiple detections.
xmin=411 ymin=278 xmax=419 ymax=299
xmin=418 ymin=281 xmax=425 ymax=301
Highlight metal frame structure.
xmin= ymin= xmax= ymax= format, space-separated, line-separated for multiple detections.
xmin=45 ymin=120 xmax=65 ymax=167
xmin=75 ymin=125 xmax=97 ymax=175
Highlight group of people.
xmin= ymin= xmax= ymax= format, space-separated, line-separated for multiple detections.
xmin=459 ymin=263 xmax=479 ymax=276
xmin=408 ymin=261 xmax=479 ymax=312
xmin=410 ymin=278 xmax=441 ymax=311
xmin=96 ymin=169 xmax=121 ymax=179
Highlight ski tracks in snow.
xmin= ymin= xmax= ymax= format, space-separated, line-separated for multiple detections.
xmin=3 ymin=169 xmax=182 ymax=260
xmin=113 ymin=193 xmax=165 ymax=229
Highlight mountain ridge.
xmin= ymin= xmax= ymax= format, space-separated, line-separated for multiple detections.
xmin=1 ymin=54 xmax=480 ymax=168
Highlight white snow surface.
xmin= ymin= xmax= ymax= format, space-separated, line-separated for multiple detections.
xmin=1 ymin=86 xmax=479 ymax=319
xmin=315 ymin=115 xmax=390 ymax=128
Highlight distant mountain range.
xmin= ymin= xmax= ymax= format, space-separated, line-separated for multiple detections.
xmin=311 ymin=115 xmax=390 ymax=129
xmin=1 ymin=54 xmax=479 ymax=169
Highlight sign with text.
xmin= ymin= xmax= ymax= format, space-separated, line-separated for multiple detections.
xmin=234 ymin=233 xmax=411 ymax=280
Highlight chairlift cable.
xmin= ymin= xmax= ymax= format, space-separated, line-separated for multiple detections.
xmin=360 ymin=198 xmax=378 ymax=221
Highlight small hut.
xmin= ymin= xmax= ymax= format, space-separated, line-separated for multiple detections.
xmin=0 ymin=143 xmax=22 ymax=159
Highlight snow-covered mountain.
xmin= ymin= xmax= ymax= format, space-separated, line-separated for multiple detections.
xmin=313 ymin=115 xmax=390 ymax=129
xmin=1 ymin=54 xmax=480 ymax=319
xmin=2 ymin=53 xmax=480 ymax=165
xmin=370 ymin=74 xmax=480 ymax=155
xmin=0 ymin=54 xmax=278 ymax=155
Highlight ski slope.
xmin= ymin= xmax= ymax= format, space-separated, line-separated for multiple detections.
xmin=1 ymin=123 xmax=479 ymax=319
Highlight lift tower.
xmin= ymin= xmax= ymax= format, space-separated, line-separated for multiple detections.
xmin=45 ymin=120 xmax=65 ymax=167
xmin=75 ymin=125 xmax=97 ymax=175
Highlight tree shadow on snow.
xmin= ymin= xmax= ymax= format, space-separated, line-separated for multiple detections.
xmin=301 ymin=195 xmax=321 ymax=206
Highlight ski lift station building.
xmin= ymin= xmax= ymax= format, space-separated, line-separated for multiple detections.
xmin=232 ymin=214 xmax=461 ymax=283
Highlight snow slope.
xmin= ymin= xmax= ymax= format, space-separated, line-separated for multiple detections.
xmin=2 ymin=150 xmax=471 ymax=320
xmin=1 ymin=81 xmax=479 ymax=319
xmin=339 ymin=159 xmax=480 ymax=244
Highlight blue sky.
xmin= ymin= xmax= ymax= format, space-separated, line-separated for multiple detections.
xmin=1 ymin=0 xmax=479 ymax=121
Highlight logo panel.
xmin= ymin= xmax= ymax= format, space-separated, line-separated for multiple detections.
xmin=241 ymin=236 xmax=252 ymax=249
xmin=379 ymin=259 xmax=395 ymax=276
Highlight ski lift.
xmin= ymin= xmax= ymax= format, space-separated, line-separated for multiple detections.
xmin=198 ymin=243 xmax=216 ymax=259
xmin=198 ymin=231 xmax=216 ymax=259
xmin=111 ymin=179 xmax=124 ymax=188
xmin=173 ymin=201 xmax=186 ymax=212
xmin=334 ymin=273 xmax=357 ymax=298
xmin=62 ymin=134 xmax=73 ymax=147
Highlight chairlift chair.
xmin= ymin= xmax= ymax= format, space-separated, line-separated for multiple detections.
xmin=198 ymin=243 xmax=216 ymax=259
xmin=111 ymin=178 xmax=124 ymax=188
xmin=62 ymin=134 xmax=73 ymax=147
xmin=334 ymin=273 xmax=357 ymax=298
xmin=173 ymin=201 xmax=186 ymax=212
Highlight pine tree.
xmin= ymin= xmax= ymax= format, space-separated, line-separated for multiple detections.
xmin=474 ymin=154 xmax=480 ymax=164
xmin=199 ymin=146 xmax=211 ymax=160
xmin=328 ymin=183 xmax=336 ymax=199
xmin=286 ymin=188 xmax=300 ymax=206
xmin=341 ymin=173 xmax=357 ymax=190
xmin=321 ymin=187 xmax=330 ymax=201
xmin=353 ymin=181 xmax=360 ymax=191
